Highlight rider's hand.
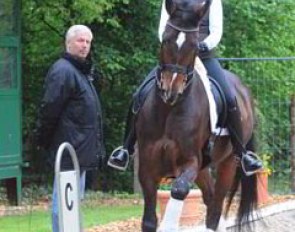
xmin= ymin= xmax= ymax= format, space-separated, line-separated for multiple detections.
xmin=197 ymin=42 xmax=209 ymax=52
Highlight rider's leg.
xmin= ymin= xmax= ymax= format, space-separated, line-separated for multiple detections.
xmin=202 ymin=58 xmax=263 ymax=175
xmin=107 ymin=67 xmax=158 ymax=171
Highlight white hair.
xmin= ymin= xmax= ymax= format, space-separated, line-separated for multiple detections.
xmin=65 ymin=25 xmax=93 ymax=50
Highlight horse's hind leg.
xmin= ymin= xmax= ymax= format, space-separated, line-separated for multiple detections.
xmin=205 ymin=157 xmax=236 ymax=231
xmin=195 ymin=168 xmax=215 ymax=207
xmin=195 ymin=168 xmax=218 ymax=231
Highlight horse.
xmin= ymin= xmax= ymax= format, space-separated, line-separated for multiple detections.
xmin=135 ymin=0 xmax=258 ymax=231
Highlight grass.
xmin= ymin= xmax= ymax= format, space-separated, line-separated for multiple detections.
xmin=83 ymin=204 xmax=142 ymax=228
xmin=0 ymin=191 xmax=143 ymax=232
xmin=0 ymin=210 xmax=51 ymax=232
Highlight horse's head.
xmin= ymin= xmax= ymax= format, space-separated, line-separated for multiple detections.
xmin=157 ymin=0 xmax=211 ymax=105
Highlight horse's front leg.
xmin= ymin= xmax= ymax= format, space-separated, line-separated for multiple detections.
xmin=159 ymin=163 xmax=198 ymax=232
xmin=139 ymin=167 xmax=158 ymax=232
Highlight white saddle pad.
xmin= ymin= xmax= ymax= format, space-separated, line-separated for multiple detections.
xmin=194 ymin=57 xmax=229 ymax=136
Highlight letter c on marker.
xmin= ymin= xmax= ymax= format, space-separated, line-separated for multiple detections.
xmin=65 ymin=183 xmax=73 ymax=210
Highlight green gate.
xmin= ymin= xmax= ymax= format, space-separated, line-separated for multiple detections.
xmin=0 ymin=0 xmax=22 ymax=205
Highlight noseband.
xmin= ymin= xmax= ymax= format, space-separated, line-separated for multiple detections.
xmin=156 ymin=64 xmax=195 ymax=92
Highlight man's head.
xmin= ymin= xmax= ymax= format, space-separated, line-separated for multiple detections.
xmin=65 ymin=25 xmax=93 ymax=59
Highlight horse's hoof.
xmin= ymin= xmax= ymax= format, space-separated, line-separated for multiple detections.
xmin=203 ymin=229 xmax=215 ymax=232
xmin=216 ymin=217 xmax=227 ymax=232
xmin=157 ymin=229 xmax=178 ymax=232
xmin=157 ymin=225 xmax=178 ymax=232
xmin=157 ymin=226 xmax=178 ymax=232
xmin=195 ymin=225 xmax=213 ymax=232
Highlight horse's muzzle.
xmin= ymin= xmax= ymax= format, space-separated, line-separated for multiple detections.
xmin=162 ymin=90 xmax=181 ymax=106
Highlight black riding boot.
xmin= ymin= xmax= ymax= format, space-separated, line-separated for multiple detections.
xmin=107 ymin=105 xmax=136 ymax=171
xmin=227 ymin=107 xmax=263 ymax=176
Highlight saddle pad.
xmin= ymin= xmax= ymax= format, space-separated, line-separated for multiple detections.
xmin=194 ymin=57 xmax=229 ymax=136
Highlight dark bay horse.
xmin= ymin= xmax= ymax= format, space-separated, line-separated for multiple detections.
xmin=136 ymin=0 xmax=258 ymax=231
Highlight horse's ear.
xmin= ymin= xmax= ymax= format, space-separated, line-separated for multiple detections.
xmin=200 ymin=0 xmax=212 ymax=18
xmin=194 ymin=0 xmax=212 ymax=21
xmin=203 ymin=0 xmax=212 ymax=13
xmin=165 ymin=0 xmax=175 ymax=16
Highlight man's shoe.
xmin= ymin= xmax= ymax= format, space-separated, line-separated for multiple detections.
xmin=107 ymin=146 xmax=129 ymax=171
xmin=241 ymin=151 xmax=263 ymax=176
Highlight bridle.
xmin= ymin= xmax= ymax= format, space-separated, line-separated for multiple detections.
xmin=157 ymin=20 xmax=198 ymax=90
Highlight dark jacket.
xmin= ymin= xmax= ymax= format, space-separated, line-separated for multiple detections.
xmin=35 ymin=53 xmax=105 ymax=171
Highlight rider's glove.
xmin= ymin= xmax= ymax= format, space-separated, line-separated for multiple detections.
xmin=197 ymin=41 xmax=209 ymax=52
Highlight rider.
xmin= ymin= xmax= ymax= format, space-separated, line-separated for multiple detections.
xmin=108 ymin=0 xmax=263 ymax=175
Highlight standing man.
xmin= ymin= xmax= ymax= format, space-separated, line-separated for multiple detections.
xmin=34 ymin=25 xmax=105 ymax=232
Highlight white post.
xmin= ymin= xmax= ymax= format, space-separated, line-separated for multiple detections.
xmin=158 ymin=197 xmax=184 ymax=232
xmin=55 ymin=142 xmax=81 ymax=232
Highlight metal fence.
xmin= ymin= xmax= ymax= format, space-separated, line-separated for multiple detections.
xmin=219 ymin=57 xmax=295 ymax=194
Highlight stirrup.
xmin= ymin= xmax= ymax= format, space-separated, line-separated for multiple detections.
xmin=241 ymin=151 xmax=263 ymax=176
xmin=107 ymin=146 xmax=130 ymax=171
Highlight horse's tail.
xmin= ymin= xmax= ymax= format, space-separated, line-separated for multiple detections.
xmin=225 ymin=134 xmax=258 ymax=231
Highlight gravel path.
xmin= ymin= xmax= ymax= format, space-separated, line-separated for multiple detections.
xmin=251 ymin=209 xmax=295 ymax=232
xmin=228 ymin=209 xmax=295 ymax=232
xmin=87 ymin=199 xmax=295 ymax=232
xmin=181 ymin=200 xmax=295 ymax=232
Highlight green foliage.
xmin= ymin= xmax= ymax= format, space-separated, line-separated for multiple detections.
xmin=222 ymin=0 xmax=295 ymax=57
xmin=0 ymin=0 xmax=15 ymax=35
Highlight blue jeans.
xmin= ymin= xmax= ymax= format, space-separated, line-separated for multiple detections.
xmin=52 ymin=171 xmax=86 ymax=232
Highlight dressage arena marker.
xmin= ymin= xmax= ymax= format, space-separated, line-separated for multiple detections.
xmin=55 ymin=142 xmax=81 ymax=232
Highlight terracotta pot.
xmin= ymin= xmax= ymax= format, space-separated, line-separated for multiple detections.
xmin=157 ymin=189 xmax=202 ymax=226
xmin=256 ymin=170 xmax=269 ymax=204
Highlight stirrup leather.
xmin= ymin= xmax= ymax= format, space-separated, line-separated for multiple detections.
xmin=241 ymin=151 xmax=263 ymax=176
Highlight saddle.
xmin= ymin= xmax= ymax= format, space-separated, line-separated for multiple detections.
xmin=209 ymin=77 xmax=228 ymax=131
xmin=132 ymin=66 xmax=159 ymax=114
